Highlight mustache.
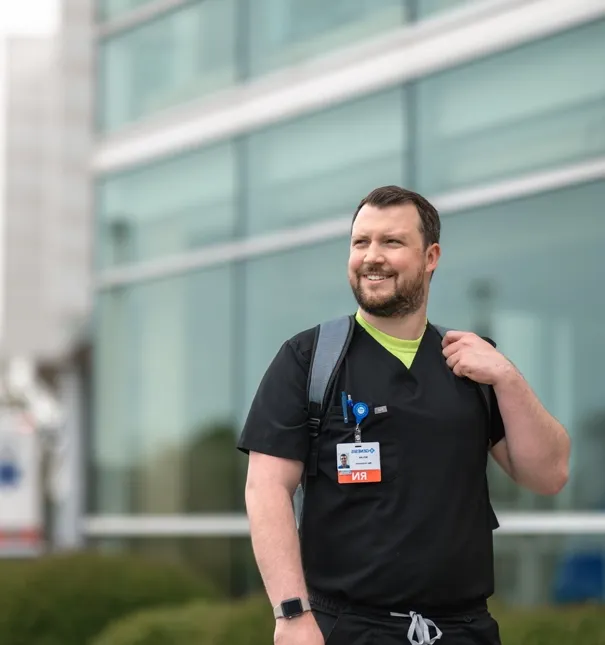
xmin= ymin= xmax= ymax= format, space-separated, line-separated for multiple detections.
xmin=357 ymin=264 xmax=395 ymax=275
xmin=357 ymin=266 xmax=395 ymax=276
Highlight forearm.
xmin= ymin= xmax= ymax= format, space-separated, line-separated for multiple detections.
xmin=494 ymin=365 xmax=570 ymax=494
xmin=246 ymin=482 xmax=308 ymax=607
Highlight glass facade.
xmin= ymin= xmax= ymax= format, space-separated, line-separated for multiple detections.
xmin=97 ymin=0 xmax=498 ymax=133
xmin=248 ymin=0 xmax=408 ymax=77
xmin=93 ymin=265 xmax=237 ymax=514
xmin=246 ymin=88 xmax=407 ymax=235
xmin=416 ymin=0 xmax=479 ymax=19
xmin=98 ymin=0 xmax=237 ymax=132
xmin=416 ymin=19 xmax=605 ymax=194
xmin=97 ymin=142 xmax=236 ymax=268
xmin=92 ymin=4 xmax=605 ymax=605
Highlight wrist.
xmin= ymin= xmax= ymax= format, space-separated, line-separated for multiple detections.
xmin=276 ymin=608 xmax=315 ymax=625
xmin=493 ymin=361 xmax=519 ymax=388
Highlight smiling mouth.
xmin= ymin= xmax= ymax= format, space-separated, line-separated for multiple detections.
xmin=362 ymin=274 xmax=394 ymax=283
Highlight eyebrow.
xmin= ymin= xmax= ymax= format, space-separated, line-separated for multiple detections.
xmin=351 ymin=232 xmax=408 ymax=240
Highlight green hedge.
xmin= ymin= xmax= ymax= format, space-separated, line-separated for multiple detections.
xmin=496 ymin=604 xmax=605 ymax=644
xmin=92 ymin=596 xmax=605 ymax=645
xmin=0 ymin=559 xmax=33 ymax=641
xmin=0 ymin=551 xmax=217 ymax=645
xmin=91 ymin=595 xmax=274 ymax=645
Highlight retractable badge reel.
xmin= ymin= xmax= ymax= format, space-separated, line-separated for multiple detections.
xmin=352 ymin=401 xmax=369 ymax=443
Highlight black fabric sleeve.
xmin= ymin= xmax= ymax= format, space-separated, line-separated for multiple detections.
xmin=482 ymin=335 xmax=506 ymax=448
xmin=489 ymin=385 xmax=506 ymax=448
xmin=237 ymin=339 xmax=311 ymax=463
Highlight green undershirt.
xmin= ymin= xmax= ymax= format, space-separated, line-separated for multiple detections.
xmin=355 ymin=311 xmax=426 ymax=369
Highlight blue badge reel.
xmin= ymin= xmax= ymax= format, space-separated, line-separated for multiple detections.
xmin=352 ymin=402 xmax=369 ymax=425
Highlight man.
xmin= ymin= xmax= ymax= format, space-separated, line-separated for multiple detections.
xmin=237 ymin=186 xmax=570 ymax=645
xmin=338 ymin=453 xmax=350 ymax=469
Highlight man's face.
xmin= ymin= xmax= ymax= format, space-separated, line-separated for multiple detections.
xmin=340 ymin=455 xmax=348 ymax=466
xmin=348 ymin=203 xmax=440 ymax=318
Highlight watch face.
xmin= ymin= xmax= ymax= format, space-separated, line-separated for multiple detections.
xmin=282 ymin=598 xmax=304 ymax=618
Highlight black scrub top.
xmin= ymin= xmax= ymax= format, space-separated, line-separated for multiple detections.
xmin=238 ymin=320 xmax=506 ymax=614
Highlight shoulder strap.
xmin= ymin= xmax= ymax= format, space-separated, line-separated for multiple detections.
xmin=307 ymin=315 xmax=356 ymax=415
xmin=294 ymin=315 xmax=356 ymax=527
xmin=433 ymin=323 xmax=492 ymax=432
xmin=304 ymin=315 xmax=356 ymax=476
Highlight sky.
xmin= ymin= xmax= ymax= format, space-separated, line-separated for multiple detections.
xmin=0 ymin=1 xmax=59 ymax=339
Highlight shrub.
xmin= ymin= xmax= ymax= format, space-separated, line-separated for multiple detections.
xmin=0 ymin=559 xmax=34 ymax=640
xmin=91 ymin=595 xmax=274 ymax=645
xmin=495 ymin=603 xmax=605 ymax=644
xmin=0 ymin=550 xmax=216 ymax=645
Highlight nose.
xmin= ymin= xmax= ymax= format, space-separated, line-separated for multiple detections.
xmin=363 ymin=242 xmax=385 ymax=264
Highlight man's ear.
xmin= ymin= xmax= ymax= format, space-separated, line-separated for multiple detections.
xmin=426 ymin=243 xmax=441 ymax=274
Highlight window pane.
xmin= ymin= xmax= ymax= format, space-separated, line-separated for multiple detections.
xmin=415 ymin=0 xmax=480 ymax=19
xmin=242 ymin=239 xmax=355 ymax=416
xmin=427 ymin=180 xmax=605 ymax=511
xmin=248 ymin=0 xmax=408 ymax=77
xmin=92 ymin=266 xmax=238 ymax=514
xmin=92 ymin=537 xmax=263 ymax=599
xmin=98 ymin=0 xmax=236 ymax=132
xmin=97 ymin=0 xmax=154 ymax=22
xmin=97 ymin=143 xmax=236 ymax=268
xmin=416 ymin=20 xmax=605 ymax=193
xmin=493 ymin=534 xmax=605 ymax=608
xmin=246 ymin=89 xmax=407 ymax=236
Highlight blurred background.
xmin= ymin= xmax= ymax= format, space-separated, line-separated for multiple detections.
xmin=1 ymin=0 xmax=605 ymax=641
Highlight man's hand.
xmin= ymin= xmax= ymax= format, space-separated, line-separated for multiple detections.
xmin=274 ymin=612 xmax=324 ymax=645
xmin=441 ymin=330 xmax=513 ymax=385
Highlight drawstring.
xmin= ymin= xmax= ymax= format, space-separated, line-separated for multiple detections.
xmin=390 ymin=610 xmax=443 ymax=645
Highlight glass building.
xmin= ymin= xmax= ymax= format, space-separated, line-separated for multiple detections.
xmin=90 ymin=0 xmax=605 ymax=604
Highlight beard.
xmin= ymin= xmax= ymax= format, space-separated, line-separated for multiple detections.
xmin=350 ymin=263 xmax=426 ymax=318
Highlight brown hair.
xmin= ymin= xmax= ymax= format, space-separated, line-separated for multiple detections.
xmin=352 ymin=185 xmax=440 ymax=248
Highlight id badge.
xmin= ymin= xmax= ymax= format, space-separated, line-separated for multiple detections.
xmin=336 ymin=442 xmax=381 ymax=484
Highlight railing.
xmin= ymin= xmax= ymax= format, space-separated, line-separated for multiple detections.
xmin=83 ymin=511 xmax=605 ymax=538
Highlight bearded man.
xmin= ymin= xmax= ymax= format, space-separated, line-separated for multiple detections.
xmin=238 ymin=185 xmax=570 ymax=645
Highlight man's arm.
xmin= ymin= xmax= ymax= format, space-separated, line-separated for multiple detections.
xmin=237 ymin=335 xmax=324 ymax=643
xmin=441 ymin=330 xmax=570 ymax=496
xmin=245 ymin=452 xmax=322 ymax=644
xmin=245 ymin=451 xmax=308 ymax=606
xmin=490 ymin=365 xmax=570 ymax=496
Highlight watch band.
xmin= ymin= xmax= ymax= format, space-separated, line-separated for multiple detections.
xmin=273 ymin=597 xmax=312 ymax=619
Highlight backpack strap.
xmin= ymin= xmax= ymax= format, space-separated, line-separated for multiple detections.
xmin=306 ymin=315 xmax=356 ymax=477
xmin=294 ymin=315 xmax=356 ymax=527
xmin=433 ymin=324 xmax=493 ymax=434
xmin=434 ymin=323 xmax=500 ymax=530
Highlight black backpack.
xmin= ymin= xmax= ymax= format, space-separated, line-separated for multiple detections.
xmin=293 ymin=314 xmax=494 ymax=524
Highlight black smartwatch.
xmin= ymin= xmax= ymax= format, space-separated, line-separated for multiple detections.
xmin=273 ymin=597 xmax=311 ymax=619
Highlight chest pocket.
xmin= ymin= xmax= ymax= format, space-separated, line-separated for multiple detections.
xmin=320 ymin=404 xmax=400 ymax=485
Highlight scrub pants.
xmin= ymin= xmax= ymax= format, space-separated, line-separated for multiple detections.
xmin=313 ymin=606 xmax=502 ymax=645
